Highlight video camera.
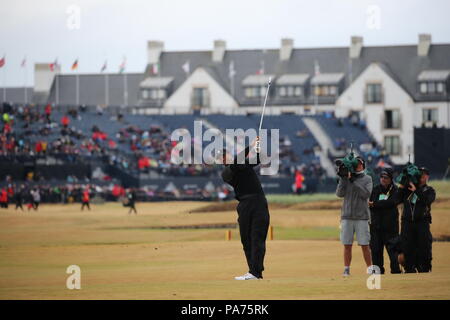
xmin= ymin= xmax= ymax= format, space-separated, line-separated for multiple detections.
xmin=395 ymin=156 xmax=421 ymax=187
xmin=334 ymin=144 xmax=360 ymax=178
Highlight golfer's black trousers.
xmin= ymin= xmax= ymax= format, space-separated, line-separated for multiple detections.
xmin=236 ymin=194 xmax=270 ymax=279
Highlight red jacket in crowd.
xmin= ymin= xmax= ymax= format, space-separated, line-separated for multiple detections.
xmin=45 ymin=104 xmax=52 ymax=116
xmin=0 ymin=189 xmax=7 ymax=203
xmin=295 ymin=171 xmax=305 ymax=190
xmin=61 ymin=116 xmax=70 ymax=127
xmin=82 ymin=190 xmax=90 ymax=202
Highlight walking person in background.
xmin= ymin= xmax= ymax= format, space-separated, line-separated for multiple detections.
xmin=81 ymin=186 xmax=91 ymax=211
xmin=30 ymin=188 xmax=41 ymax=211
xmin=15 ymin=185 xmax=25 ymax=211
xmin=398 ymin=167 xmax=435 ymax=273
xmin=0 ymin=188 xmax=8 ymax=208
xmin=294 ymin=170 xmax=305 ymax=195
xmin=127 ymin=188 xmax=137 ymax=214
xmin=336 ymin=156 xmax=376 ymax=276
xmin=368 ymin=168 xmax=401 ymax=274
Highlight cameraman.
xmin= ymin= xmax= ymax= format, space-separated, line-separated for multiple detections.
xmin=336 ymin=157 xmax=375 ymax=276
xmin=398 ymin=167 xmax=435 ymax=273
xmin=368 ymin=168 xmax=401 ymax=274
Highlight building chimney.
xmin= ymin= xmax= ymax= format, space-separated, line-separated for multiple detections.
xmin=213 ymin=40 xmax=226 ymax=63
xmin=418 ymin=34 xmax=431 ymax=57
xmin=349 ymin=36 xmax=363 ymax=59
xmin=280 ymin=38 xmax=294 ymax=61
xmin=147 ymin=41 xmax=164 ymax=64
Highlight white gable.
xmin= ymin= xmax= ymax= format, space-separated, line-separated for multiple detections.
xmin=164 ymin=67 xmax=238 ymax=113
xmin=335 ymin=63 xmax=415 ymax=164
xmin=336 ymin=63 xmax=412 ymax=113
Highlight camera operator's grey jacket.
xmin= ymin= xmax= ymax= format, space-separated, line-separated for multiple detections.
xmin=336 ymin=172 xmax=373 ymax=220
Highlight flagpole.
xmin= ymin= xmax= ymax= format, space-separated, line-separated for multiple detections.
xmin=24 ymin=62 xmax=27 ymax=103
xmin=2 ymin=61 xmax=5 ymax=102
xmin=123 ymin=73 xmax=128 ymax=106
xmin=105 ymin=73 xmax=109 ymax=106
xmin=231 ymin=73 xmax=234 ymax=98
xmin=157 ymin=62 xmax=161 ymax=108
xmin=314 ymin=60 xmax=318 ymax=110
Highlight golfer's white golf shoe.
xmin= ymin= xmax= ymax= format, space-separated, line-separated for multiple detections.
xmin=234 ymin=273 xmax=258 ymax=280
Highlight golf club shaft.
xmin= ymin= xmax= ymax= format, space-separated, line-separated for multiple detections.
xmin=258 ymin=77 xmax=271 ymax=132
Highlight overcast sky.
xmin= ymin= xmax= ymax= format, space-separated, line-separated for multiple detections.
xmin=1 ymin=0 xmax=450 ymax=87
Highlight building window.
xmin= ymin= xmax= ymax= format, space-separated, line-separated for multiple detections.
xmin=294 ymin=86 xmax=302 ymax=96
xmin=419 ymin=81 xmax=446 ymax=95
xmin=329 ymin=86 xmax=336 ymax=96
xmin=287 ymin=86 xmax=294 ymax=96
xmin=279 ymin=87 xmax=286 ymax=97
xmin=422 ymin=109 xmax=438 ymax=123
xmin=245 ymin=87 xmax=252 ymax=98
xmin=384 ymin=110 xmax=400 ymax=129
xmin=157 ymin=89 xmax=166 ymax=99
xmin=420 ymin=82 xmax=427 ymax=94
xmin=193 ymin=88 xmax=207 ymax=107
xmin=366 ymin=83 xmax=382 ymax=103
xmin=384 ymin=136 xmax=401 ymax=155
xmin=142 ymin=90 xmax=149 ymax=99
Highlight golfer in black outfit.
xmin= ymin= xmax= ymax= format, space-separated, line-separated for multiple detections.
xmin=220 ymin=137 xmax=270 ymax=280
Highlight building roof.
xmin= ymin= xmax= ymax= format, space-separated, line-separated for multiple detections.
xmin=417 ymin=70 xmax=450 ymax=81
xmin=276 ymin=74 xmax=310 ymax=85
xmin=311 ymin=73 xmax=345 ymax=85
xmin=242 ymin=74 xmax=275 ymax=86
xmin=46 ymin=73 xmax=144 ymax=106
xmin=140 ymin=77 xmax=174 ymax=88
xmin=3 ymin=42 xmax=450 ymax=106
xmin=0 ymin=87 xmax=34 ymax=104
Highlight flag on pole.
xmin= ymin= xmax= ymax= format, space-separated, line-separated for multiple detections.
xmin=229 ymin=60 xmax=236 ymax=79
xmin=71 ymin=59 xmax=78 ymax=71
xmin=21 ymin=57 xmax=26 ymax=67
xmin=182 ymin=60 xmax=190 ymax=74
xmin=49 ymin=59 xmax=58 ymax=72
xmin=101 ymin=60 xmax=107 ymax=72
xmin=119 ymin=57 xmax=126 ymax=73
xmin=0 ymin=56 xmax=5 ymax=68
xmin=151 ymin=62 xmax=159 ymax=75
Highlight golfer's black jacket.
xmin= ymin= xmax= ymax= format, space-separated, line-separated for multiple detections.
xmin=397 ymin=184 xmax=435 ymax=223
xmin=221 ymin=146 xmax=264 ymax=200
xmin=369 ymin=183 xmax=399 ymax=233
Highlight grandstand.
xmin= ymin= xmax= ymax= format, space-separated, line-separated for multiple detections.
xmin=1 ymin=100 xmax=394 ymax=202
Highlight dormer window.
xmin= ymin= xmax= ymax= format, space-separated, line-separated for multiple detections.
xmin=242 ymin=74 xmax=274 ymax=99
xmin=417 ymin=70 xmax=449 ymax=95
xmin=311 ymin=73 xmax=344 ymax=97
xmin=139 ymin=76 xmax=173 ymax=101
xmin=276 ymin=74 xmax=309 ymax=98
